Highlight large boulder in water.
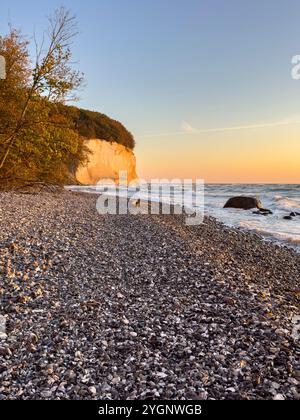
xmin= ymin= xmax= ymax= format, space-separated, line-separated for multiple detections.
xmin=224 ymin=196 xmax=262 ymax=210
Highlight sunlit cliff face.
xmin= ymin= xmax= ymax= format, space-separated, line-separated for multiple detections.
xmin=76 ymin=139 xmax=138 ymax=185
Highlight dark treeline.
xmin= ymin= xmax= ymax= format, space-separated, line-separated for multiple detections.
xmin=57 ymin=105 xmax=135 ymax=150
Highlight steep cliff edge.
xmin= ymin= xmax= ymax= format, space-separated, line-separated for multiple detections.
xmin=76 ymin=139 xmax=138 ymax=185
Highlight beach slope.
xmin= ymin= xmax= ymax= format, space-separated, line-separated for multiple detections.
xmin=0 ymin=192 xmax=299 ymax=400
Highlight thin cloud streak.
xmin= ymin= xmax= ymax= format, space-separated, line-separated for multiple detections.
xmin=140 ymin=119 xmax=300 ymax=139
xmin=181 ymin=121 xmax=197 ymax=133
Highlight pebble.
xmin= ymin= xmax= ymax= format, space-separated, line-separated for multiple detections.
xmin=89 ymin=386 xmax=97 ymax=395
xmin=0 ymin=191 xmax=299 ymax=400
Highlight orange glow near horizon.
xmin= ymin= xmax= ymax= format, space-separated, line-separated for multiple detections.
xmin=135 ymin=124 xmax=300 ymax=184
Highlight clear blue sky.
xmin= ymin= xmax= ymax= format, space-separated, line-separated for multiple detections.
xmin=1 ymin=0 xmax=300 ymax=182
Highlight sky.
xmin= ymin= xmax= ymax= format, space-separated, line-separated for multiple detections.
xmin=1 ymin=0 xmax=300 ymax=183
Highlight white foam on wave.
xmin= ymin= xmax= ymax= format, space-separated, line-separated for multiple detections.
xmin=274 ymin=195 xmax=300 ymax=211
xmin=239 ymin=220 xmax=300 ymax=246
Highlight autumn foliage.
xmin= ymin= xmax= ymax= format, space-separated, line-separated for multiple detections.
xmin=0 ymin=8 xmax=134 ymax=189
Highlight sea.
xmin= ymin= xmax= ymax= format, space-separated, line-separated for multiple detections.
xmin=66 ymin=184 xmax=300 ymax=251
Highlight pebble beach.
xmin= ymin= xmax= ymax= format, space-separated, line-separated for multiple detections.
xmin=0 ymin=191 xmax=299 ymax=400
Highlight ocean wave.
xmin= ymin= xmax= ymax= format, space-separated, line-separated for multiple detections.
xmin=274 ymin=195 xmax=300 ymax=211
xmin=239 ymin=220 xmax=300 ymax=247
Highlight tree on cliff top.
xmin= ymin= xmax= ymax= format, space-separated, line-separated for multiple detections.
xmin=57 ymin=105 xmax=135 ymax=150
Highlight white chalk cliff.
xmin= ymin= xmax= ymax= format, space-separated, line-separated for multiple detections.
xmin=76 ymin=139 xmax=138 ymax=185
